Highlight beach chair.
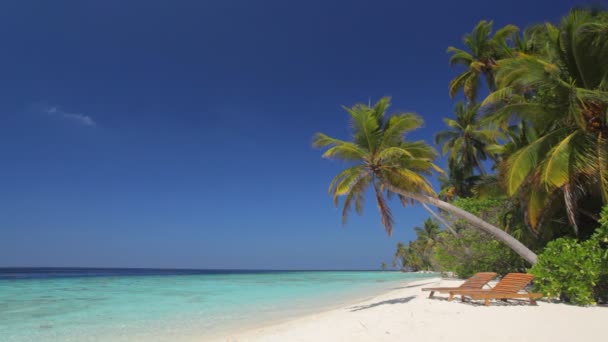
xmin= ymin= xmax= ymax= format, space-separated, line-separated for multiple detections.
xmin=421 ymin=272 xmax=497 ymax=298
xmin=448 ymin=273 xmax=543 ymax=306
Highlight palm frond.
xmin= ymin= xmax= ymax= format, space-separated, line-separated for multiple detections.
xmin=480 ymin=87 xmax=515 ymax=107
xmin=343 ymin=104 xmax=383 ymax=153
xmin=313 ymin=133 xmax=368 ymax=161
xmin=382 ymin=167 xmax=435 ymax=195
xmin=540 ymin=131 xmax=580 ymax=189
xmin=374 ymin=182 xmax=394 ymax=236
xmin=526 ymin=184 xmax=551 ymax=231
xmin=381 ymin=114 xmax=423 ymax=148
xmin=503 ymin=128 xmax=570 ymax=194
xmin=493 ymin=24 xmax=520 ymax=43
xmin=434 ymin=130 xmax=459 ymax=146
xmin=341 ymin=174 xmax=371 ymax=224
xmin=327 ymin=165 xmax=366 ymax=197
xmin=447 ymin=46 xmax=474 ymax=66
xmin=377 ymin=146 xmax=414 ymax=161
xmin=449 ymin=71 xmax=474 ymax=99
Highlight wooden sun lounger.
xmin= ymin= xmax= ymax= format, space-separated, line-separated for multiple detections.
xmin=421 ymin=272 xmax=497 ymax=298
xmin=448 ymin=273 xmax=543 ymax=306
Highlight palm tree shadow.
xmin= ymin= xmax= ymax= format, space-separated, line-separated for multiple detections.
xmin=391 ymin=281 xmax=437 ymax=290
xmin=349 ymin=296 xmax=416 ymax=312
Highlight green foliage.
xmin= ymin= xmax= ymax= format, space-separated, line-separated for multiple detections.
xmin=481 ymin=9 xmax=608 ymax=234
xmin=530 ymin=238 xmax=603 ymax=305
xmin=452 ymin=197 xmax=505 ymax=217
xmin=433 ymin=229 xmax=526 ymax=278
xmin=598 ymin=205 xmax=608 ymax=242
xmin=397 ymin=198 xmax=527 ymax=277
xmin=530 ymin=205 xmax=608 ymax=305
xmin=433 ymin=197 xmax=526 ymax=278
xmin=393 ymin=220 xmax=441 ymax=272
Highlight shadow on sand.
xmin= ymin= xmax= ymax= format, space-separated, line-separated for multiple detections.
xmin=349 ymin=296 xmax=416 ymax=312
xmin=391 ymin=281 xmax=437 ymax=290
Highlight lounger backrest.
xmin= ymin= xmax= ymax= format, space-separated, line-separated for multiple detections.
xmin=460 ymin=272 xmax=497 ymax=289
xmin=492 ymin=273 xmax=534 ymax=293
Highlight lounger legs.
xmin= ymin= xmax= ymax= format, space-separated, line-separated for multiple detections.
xmin=448 ymin=293 xmax=453 ymax=301
xmin=429 ymin=291 xmax=435 ymax=298
xmin=484 ymin=298 xmax=490 ymax=306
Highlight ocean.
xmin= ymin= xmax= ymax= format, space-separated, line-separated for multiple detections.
xmin=0 ymin=268 xmax=436 ymax=341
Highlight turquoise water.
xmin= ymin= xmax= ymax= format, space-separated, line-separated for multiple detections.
xmin=0 ymin=269 xmax=435 ymax=341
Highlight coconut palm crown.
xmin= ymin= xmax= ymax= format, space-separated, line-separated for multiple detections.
xmin=448 ymin=20 xmax=519 ymax=102
xmin=312 ymin=97 xmax=440 ymax=236
xmin=435 ymin=101 xmax=503 ymax=176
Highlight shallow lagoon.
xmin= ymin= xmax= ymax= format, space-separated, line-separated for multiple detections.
xmin=0 ymin=269 xmax=436 ymax=341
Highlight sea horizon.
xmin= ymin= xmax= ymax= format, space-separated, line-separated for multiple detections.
xmin=0 ymin=267 xmax=406 ymax=279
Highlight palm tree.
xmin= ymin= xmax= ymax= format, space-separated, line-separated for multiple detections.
xmin=414 ymin=218 xmax=441 ymax=249
xmin=313 ymin=97 xmax=537 ymax=264
xmin=448 ymin=20 xmax=519 ymax=102
xmin=414 ymin=218 xmax=442 ymax=269
xmin=393 ymin=241 xmax=425 ymax=271
xmin=435 ymin=102 xmax=502 ymax=176
xmin=481 ymin=9 xmax=608 ymax=235
xmin=393 ymin=242 xmax=407 ymax=270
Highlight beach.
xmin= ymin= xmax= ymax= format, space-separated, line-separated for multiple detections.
xmin=221 ymin=278 xmax=606 ymax=342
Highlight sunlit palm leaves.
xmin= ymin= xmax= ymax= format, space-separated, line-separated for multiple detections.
xmin=482 ymin=9 xmax=608 ymax=233
xmin=448 ymin=21 xmax=519 ymax=102
xmin=313 ymin=97 xmax=441 ymax=236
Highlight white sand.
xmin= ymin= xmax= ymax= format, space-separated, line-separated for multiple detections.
xmin=215 ymin=277 xmax=606 ymax=342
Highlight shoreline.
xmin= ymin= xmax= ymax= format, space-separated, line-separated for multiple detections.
xmin=197 ymin=277 xmax=440 ymax=341
xmin=211 ymin=278 xmax=439 ymax=342
xmin=216 ymin=278 xmax=606 ymax=342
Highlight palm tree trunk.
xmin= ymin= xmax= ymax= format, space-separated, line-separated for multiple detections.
xmin=382 ymin=183 xmax=538 ymax=264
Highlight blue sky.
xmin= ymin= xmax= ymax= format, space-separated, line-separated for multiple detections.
xmin=0 ymin=0 xmax=588 ymax=269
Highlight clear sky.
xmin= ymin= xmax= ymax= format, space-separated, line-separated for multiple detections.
xmin=0 ymin=0 xmax=590 ymax=269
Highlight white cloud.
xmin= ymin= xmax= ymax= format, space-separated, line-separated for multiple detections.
xmin=45 ymin=106 xmax=96 ymax=127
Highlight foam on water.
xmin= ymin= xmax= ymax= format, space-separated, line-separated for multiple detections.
xmin=0 ymin=269 xmax=436 ymax=341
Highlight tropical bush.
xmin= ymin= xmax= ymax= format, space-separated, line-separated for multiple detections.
xmin=530 ymin=206 xmax=608 ymax=305
xmin=530 ymin=238 xmax=603 ymax=305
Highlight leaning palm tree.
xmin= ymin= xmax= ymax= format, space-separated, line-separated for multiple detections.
xmin=313 ymin=97 xmax=537 ymax=264
xmin=481 ymin=9 xmax=608 ymax=235
xmin=448 ymin=20 xmax=519 ymax=102
xmin=435 ymin=102 xmax=502 ymax=176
